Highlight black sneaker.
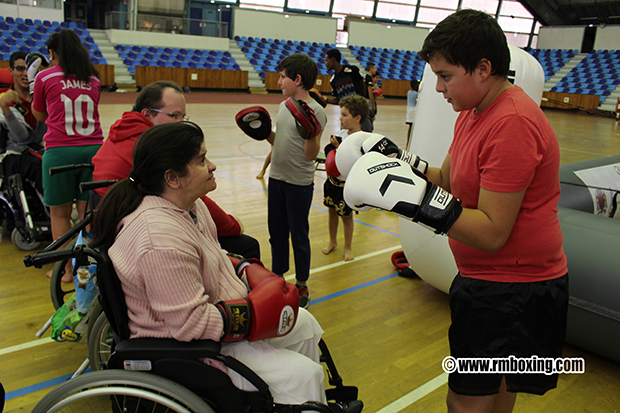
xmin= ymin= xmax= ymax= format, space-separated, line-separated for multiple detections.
xmin=296 ymin=283 xmax=310 ymax=308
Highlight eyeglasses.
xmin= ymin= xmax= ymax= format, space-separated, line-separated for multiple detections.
xmin=149 ymin=108 xmax=189 ymax=122
xmin=10 ymin=65 xmax=26 ymax=73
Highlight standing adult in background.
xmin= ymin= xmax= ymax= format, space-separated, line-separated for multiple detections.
xmin=405 ymin=79 xmax=419 ymax=149
xmin=0 ymin=51 xmax=47 ymax=195
xmin=323 ymin=48 xmax=373 ymax=132
xmin=364 ymin=62 xmax=378 ymax=119
xmin=31 ymin=29 xmax=104 ymax=281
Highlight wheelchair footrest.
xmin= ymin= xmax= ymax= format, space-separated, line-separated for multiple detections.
xmin=326 ymin=386 xmax=359 ymax=402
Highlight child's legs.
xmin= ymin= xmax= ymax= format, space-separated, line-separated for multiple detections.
xmin=268 ymin=178 xmax=290 ymax=275
xmin=285 ymin=182 xmax=313 ymax=283
xmin=341 ymin=214 xmax=354 ymax=250
xmin=328 ymin=208 xmax=339 ymax=243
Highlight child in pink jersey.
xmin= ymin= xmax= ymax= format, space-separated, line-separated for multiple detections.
xmin=32 ymin=29 xmax=104 ymax=281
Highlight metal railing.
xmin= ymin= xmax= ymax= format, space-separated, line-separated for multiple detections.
xmin=105 ymin=11 xmax=229 ymax=38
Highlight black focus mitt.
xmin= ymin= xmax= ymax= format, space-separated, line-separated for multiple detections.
xmin=309 ymin=88 xmax=327 ymax=108
xmin=284 ymin=98 xmax=322 ymax=140
xmin=235 ymin=106 xmax=272 ymax=141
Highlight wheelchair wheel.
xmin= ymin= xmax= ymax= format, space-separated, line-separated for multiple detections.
xmin=88 ymin=312 xmax=113 ymax=371
xmin=32 ymin=370 xmax=215 ymax=413
xmin=50 ymin=238 xmax=77 ymax=310
xmin=11 ymin=227 xmax=42 ymax=251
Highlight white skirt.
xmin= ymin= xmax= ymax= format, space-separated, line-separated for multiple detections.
xmin=221 ymin=308 xmax=327 ymax=405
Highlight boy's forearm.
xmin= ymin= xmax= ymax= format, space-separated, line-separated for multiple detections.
xmin=304 ymin=134 xmax=321 ymax=160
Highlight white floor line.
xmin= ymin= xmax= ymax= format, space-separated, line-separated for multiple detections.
xmin=0 ymin=337 xmax=54 ymax=356
xmin=374 ymin=372 xmax=448 ymax=413
xmin=284 ymin=245 xmax=401 ymax=282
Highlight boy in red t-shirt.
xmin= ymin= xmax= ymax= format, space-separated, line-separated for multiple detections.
xmin=340 ymin=9 xmax=568 ymax=413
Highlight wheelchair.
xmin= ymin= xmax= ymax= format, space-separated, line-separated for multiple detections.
xmin=25 ymin=216 xmax=363 ymax=413
xmin=0 ymin=150 xmax=51 ymax=250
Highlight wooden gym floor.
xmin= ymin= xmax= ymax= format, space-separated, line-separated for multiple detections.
xmin=1 ymin=91 xmax=619 ymax=412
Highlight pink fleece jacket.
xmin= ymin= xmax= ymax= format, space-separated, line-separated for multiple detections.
xmin=108 ymin=195 xmax=248 ymax=342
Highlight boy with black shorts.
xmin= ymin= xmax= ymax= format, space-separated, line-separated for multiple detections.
xmin=321 ymin=95 xmax=368 ymax=261
xmin=418 ymin=10 xmax=569 ymax=413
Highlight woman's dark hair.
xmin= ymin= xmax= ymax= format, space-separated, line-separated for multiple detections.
xmin=132 ymin=81 xmax=184 ymax=112
xmin=47 ymin=29 xmax=100 ymax=83
xmin=91 ymin=121 xmax=205 ymax=250
xmin=418 ymin=9 xmax=510 ymax=77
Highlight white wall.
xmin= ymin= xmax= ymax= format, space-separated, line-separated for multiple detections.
xmin=537 ymin=26 xmax=584 ymax=50
xmin=348 ymin=20 xmax=429 ymax=52
xmin=594 ymin=25 xmax=620 ymax=50
xmin=0 ymin=3 xmax=63 ymax=23
xmin=106 ymin=29 xmax=230 ymax=50
xmin=233 ymin=9 xmax=337 ymax=44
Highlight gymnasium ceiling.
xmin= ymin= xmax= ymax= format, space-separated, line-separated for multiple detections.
xmin=518 ymin=0 xmax=620 ymax=26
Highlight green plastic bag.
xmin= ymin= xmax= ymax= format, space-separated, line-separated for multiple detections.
xmin=50 ymin=293 xmax=95 ymax=342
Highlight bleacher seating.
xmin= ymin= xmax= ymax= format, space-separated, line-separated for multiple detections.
xmin=548 ymin=49 xmax=620 ymax=103
xmin=0 ymin=16 xmax=104 ymax=64
xmin=234 ymin=35 xmax=339 ymax=79
xmin=115 ymin=44 xmax=241 ymax=74
xmin=529 ymin=48 xmax=577 ymax=81
xmin=348 ymin=45 xmax=425 ymax=81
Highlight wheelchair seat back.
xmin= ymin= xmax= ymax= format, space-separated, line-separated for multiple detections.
xmin=97 ymin=249 xmax=274 ymax=413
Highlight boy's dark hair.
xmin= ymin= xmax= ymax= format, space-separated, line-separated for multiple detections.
xmin=410 ymin=79 xmax=419 ymax=91
xmin=132 ymin=81 xmax=184 ymax=112
xmin=419 ymin=9 xmax=510 ymax=77
xmin=47 ymin=29 xmax=100 ymax=83
xmin=326 ymin=48 xmax=341 ymax=63
xmin=9 ymin=51 xmax=27 ymax=68
xmin=277 ymin=53 xmax=318 ymax=91
xmin=339 ymin=95 xmax=369 ymax=125
xmin=365 ymin=62 xmax=375 ymax=71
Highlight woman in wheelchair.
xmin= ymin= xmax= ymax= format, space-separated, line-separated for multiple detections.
xmin=89 ymin=122 xmax=357 ymax=410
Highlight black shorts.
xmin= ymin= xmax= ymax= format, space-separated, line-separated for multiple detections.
xmin=323 ymin=177 xmax=353 ymax=217
xmin=448 ymin=273 xmax=568 ymax=396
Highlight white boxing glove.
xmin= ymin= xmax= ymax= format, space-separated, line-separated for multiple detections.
xmin=344 ymin=152 xmax=462 ymax=235
xmin=334 ymin=131 xmax=383 ymax=180
xmin=361 ymin=134 xmax=428 ymax=174
xmin=26 ymin=52 xmax=49 ymax=95
xmin=335 ymin=131 xmax=428 ymax=180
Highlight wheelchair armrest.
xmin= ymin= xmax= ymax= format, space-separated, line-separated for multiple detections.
xmin=114 ymin=338 xmax=222 ymax=360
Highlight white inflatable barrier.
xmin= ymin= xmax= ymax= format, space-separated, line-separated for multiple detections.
xmin=400 ymin=46 xmax=620 ymax=362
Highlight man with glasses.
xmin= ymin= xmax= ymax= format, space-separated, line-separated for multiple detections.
xmin=0 ymin=51 xmax=47 ymax=195
xmin=92 ymin=81 xmax=261 ymax=259
xmin=92 ymin=80 xmax=188 ymax=197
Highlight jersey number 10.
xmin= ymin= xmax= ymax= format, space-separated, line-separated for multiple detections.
xmin=61 ymin=94 xmax=96 ymax=136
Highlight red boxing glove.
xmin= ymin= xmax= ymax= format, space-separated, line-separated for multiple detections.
xmin=325 ymin=149 xmax=342 ymax=179
xmin=216 ymin=277 xmax=299 ymax=342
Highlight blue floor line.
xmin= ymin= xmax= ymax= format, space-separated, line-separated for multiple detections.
xmin=6 ymin=368 xmax=92 ymax=400
xmin=6 ymin=273 xmax=400 ymax=401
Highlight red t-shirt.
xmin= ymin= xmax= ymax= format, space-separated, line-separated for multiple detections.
xmin=32 ymin=64 xmax=104 ymax=149
xmin=448 ymin=86 xmax=567 ymax=283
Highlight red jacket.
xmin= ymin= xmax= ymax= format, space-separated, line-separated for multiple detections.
xmin=92 ymin=111 xmax=152 ymax=196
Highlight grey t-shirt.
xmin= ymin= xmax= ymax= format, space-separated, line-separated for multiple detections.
xmin=269 ymin=98 xmax=328 ymax=186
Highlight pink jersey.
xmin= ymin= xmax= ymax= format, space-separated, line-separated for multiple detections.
xmin=32 ymin=64 xmax=104 ymax=149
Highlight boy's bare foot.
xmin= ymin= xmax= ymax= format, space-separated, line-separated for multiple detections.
xmin=321 ymin=242 xmax=337 ymax=255
xmin=343 ymin=249 xmax=355 ymax=261
xmin=46 ymin=263 xmax=73 ymax=283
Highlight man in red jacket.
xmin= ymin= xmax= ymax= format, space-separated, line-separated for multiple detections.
xmin=92 ymin=81 xmax=260 ymax=259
